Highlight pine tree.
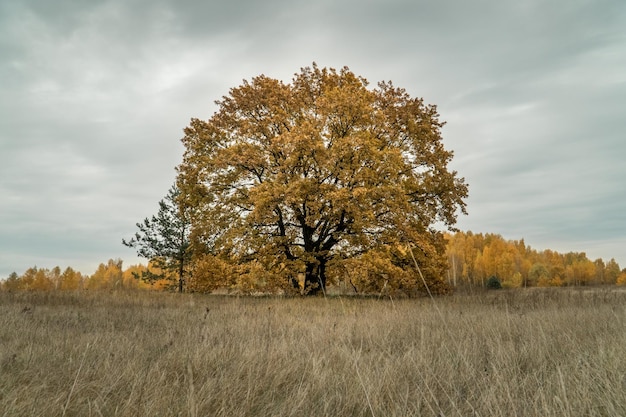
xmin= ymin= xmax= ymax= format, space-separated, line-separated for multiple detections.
xmin=123 ymin=185 xmax=192 ymax=292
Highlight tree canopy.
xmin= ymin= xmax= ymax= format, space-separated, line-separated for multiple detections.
xmin=177 ymin=64 xmax=468 ymax=295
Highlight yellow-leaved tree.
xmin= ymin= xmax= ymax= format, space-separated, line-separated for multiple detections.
xmin=177 ymin=64 xmax=468 ymax=295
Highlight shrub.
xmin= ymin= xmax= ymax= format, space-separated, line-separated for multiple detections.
xmin=486 ymin=275 xmax=502 ymax=290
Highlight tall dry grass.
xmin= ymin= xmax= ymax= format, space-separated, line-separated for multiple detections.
xmin=1 ymin=288 xmax=625 ymax=416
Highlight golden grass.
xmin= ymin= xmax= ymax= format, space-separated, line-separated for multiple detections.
xmin=1 ymin=288 xmax=625 ymax=416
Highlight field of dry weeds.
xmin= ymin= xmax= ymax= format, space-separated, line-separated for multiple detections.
xmin=1 ymin=288 xmax=625 ymax=416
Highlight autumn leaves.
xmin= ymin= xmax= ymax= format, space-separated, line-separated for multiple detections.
xmin=174 ymin=64 xmax=468 ymax=294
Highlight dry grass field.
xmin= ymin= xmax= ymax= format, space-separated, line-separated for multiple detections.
xmin=1 ymin=288 xmax=625 ymax=417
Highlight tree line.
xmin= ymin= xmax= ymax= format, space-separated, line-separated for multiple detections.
xmin=445 ymin=231 xmax=626 ymax=288
xmin=1 ymin=259 xmax=173 ymax=292
xmin=3 ymin=232 xmax=625 ymax=292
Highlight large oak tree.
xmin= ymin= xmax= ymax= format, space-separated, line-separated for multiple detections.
xmin=177 ymin=64 xmax=468 ymax=295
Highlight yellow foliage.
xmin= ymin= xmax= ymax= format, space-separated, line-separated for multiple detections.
xmin=87 ymin=259 xmax=124 ymax=290
xmin=445 ymin=231 xmax=620 ymax=289
xmin=551 ymin=275 xmax=565 ymax=287
xmin=503 ymin=272 xmax=523 ymax=288
xmin=188 ymin=254 xmax=238 ymax=293
xmin=31 ymin=269 xmax=54 ymax=291
xmin=536 ymin=275 xmax=563 ymax=287
xmin=122 ymin=265 xmax=150 ymax=289
xmin=340 ymin=244 xmax=451 ymax=296
xmin=178 ymin=64 xmax=467 ymax=296
xmin=59 ymin=267 xmax=83 ymax=290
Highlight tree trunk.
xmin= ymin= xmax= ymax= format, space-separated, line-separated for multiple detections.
xmin=289 ymin=277 xmax=300 ymax=291
xmin=303 ymin=258 xmax=327 ymax=296
xmin=178 ymin=257 xmax=184 ymax=293
xmin=318 ymin=259 xmax=327 ymax=294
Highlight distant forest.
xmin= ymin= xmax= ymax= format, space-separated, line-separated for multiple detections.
xmin=445 ymin=232 xmax=626 ymax=288
xmin=3 ymin=231 xmax=625 ymax=292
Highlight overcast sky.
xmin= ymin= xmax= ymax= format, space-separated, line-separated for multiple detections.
xmin=1 ymin=0 xmax=625 ymax=277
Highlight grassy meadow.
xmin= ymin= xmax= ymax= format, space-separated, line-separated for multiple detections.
xmin=1 ymin=288 xmax=625 ymax=417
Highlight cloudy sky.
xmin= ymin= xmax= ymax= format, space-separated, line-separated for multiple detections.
xmin=1 ymin=0 xmax=625 ymax=277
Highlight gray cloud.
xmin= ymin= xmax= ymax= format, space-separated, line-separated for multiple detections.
xmin=1 ymin=0 xmax=625 ymax=276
